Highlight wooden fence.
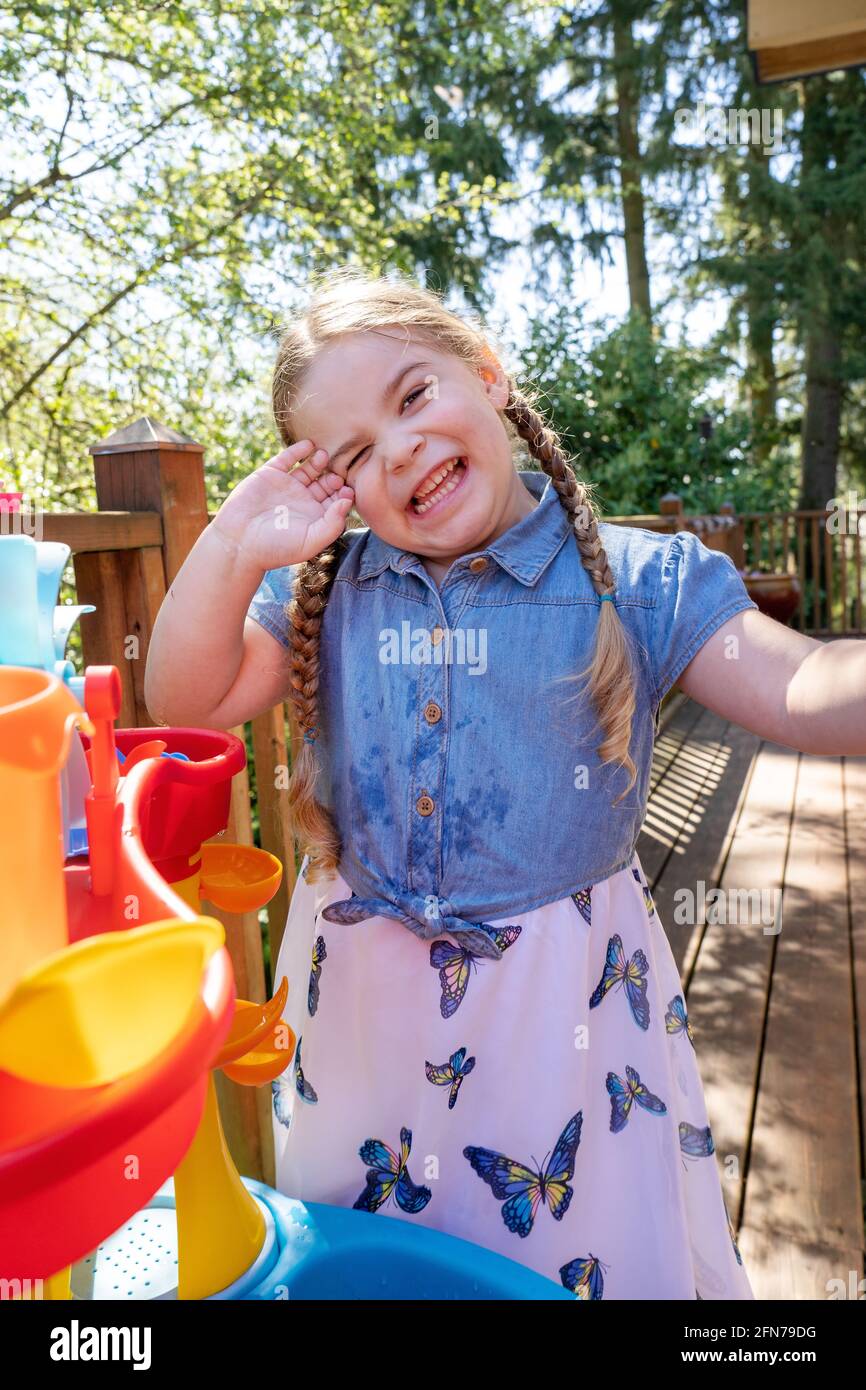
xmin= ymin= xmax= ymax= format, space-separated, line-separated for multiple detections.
xmin=606 ymin=493 xmax=866 ymax=636
xmin=740 ymin=507 xmax=866 ymax=635
xmin=13 ymin=418 xmax=866 ymax=1184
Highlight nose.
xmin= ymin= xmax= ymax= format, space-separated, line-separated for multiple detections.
xmin=384 ymin=430 xmax=425 ymax=477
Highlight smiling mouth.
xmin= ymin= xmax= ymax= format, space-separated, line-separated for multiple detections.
xmin=407 ymin=458 xmax=468 ymax=516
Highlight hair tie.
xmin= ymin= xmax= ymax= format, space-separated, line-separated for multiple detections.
xmin=303 ymin=727 xmax=319 ymax=745
xmin=599 ymin=594 xmax=615 ymax=605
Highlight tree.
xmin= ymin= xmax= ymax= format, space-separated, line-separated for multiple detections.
xmin=0 ymin=0 xmax=540 ymax=503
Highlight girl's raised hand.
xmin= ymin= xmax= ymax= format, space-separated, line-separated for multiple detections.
xmin=211 ymin=442 xmax=355 ymax=571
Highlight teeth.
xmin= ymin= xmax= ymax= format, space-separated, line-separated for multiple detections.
xmin=411 ymin=459 xmax=467 ymax=513
xmin=413 ymin=457 xmax=460 ymax=500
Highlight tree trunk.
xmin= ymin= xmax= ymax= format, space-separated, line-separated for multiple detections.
xmin=612 ymin=6 xmax=652 ymax=323
xmin=799 ymin=328 xmax=842 ymax=510
xmin=798 ymin=76 xmax=843 ymax=511
xmin=745 ymin=143 xmax=778 ymax=470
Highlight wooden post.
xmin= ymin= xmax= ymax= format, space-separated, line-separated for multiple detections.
xmin=719 ymin=501 xmax=746 ymax=568
xmin=251 ymin=705 xmax=298 ymax=979
xmin=76 ymin=418 xmax=207 ymax=728
xmin=659 ymin=492 xmax=683 ymax=529
xmin=205 ymin=729 xmax=274 ymax=1189
xmin=88 ymin=416 xmax=208 ymax=587
xmin=73 ymin=550 xmax=147 ymax=729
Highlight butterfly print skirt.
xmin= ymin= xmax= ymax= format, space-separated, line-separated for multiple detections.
xmin=269 ymin=851 xmax=755 ymax=1301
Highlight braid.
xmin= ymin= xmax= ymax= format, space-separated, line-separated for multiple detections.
xmin=504 ymin=388 xmax=638 ymax=802
xmin=284 ymin=538 xmax=345 ymax=881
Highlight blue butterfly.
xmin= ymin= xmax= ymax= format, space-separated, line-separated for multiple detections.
xmin=589 ymin=934 xmax=650 ymax=1030
xmin=571 ymin=888 xmax=592 ymax=925
xmin=293 ymin=1035 xmax=318 ymax=1104
xmin=430 ymin=924 xmax=522 ymax=1019
xmin=308 ymin=934 xmax=327 ymax=1016
xmin=463 ymin=1112 xmax=583 ymax=1237
xmin=354 ymin=1127 xmax=432 ymax=1214
xmin=425 ymin=1046 xmax=476 ymax=1109
xmin=665 ymin=994 xmax=695 ymax=1046
xmin=606 ymin=1065 xmax=667 ymax=1133
xmin=271 ymin=1070 xmax=294 ymax=1129
xmin=678 ymin=1120 xmax=714 ymax=1163
xmin=632 ymin=866 xmax=655 ymax=916
xmin=559 ymin=1252 xmax=609 ymax=1300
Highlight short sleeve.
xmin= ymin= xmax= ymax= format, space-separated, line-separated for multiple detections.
xmin=651 ymin=531 xmax=759 ymax=703
xmin=246 ymin=564 xmax=299 ymax=650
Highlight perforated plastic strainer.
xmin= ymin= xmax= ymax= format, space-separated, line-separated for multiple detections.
xmin=70 ymin=1179 xmax=278 ymax=1301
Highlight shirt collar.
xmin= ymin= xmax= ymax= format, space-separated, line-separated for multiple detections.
xmin=355 ymin=469 xmax=572 ymax=586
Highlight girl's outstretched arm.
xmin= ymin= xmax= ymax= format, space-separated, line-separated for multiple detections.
xmin=676 ymin=608 xmax=866 ymax=755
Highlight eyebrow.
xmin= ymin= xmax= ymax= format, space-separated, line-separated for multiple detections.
xmin=328 ymin=360 xmax=432 ymax=468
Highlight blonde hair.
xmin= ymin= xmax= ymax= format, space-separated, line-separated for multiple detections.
xmin=271 ymin=266 xmax=637 ymax=881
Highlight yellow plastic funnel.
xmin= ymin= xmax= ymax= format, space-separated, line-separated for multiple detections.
xmin=0 ymin=917 xmax=226 ymax=1087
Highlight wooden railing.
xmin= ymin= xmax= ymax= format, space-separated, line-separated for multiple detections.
xmin=740 ymin=507 xmax=865 ymax=635
xmin=6 ymin=420 xmax=864 ymax=1179
xmin=606 ymin=493 xmax=747 ymax=561
xmin=607 ymin=493 xmax=866 ymax=636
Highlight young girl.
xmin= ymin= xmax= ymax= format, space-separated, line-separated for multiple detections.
xmin=145 ymin=268 xmax=866 ymax=1301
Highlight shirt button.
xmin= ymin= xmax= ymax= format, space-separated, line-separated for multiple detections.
xmin=416 ymin=792 xmax=435 ymax=816
xmin=468 ymin=556 xmax=488 ymax=572
xmin=430 ymin=625 xmax=445 ymax=645
xmin=424 ymin=701 xmax=442 ymax=724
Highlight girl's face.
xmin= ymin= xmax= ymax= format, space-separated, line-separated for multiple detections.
xmin=290 ymin=328 xmax=537 ymax=571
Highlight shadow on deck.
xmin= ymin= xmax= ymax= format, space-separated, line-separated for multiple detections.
xmin=640 ymin=692 xmax=866 ymax=1302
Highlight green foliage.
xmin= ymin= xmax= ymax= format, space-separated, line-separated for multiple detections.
xmin=518 ymin=307 xmax=798 ymax=516
xmin=0 ymin=1 xmax=864 ymax=516
xmin=0 ymin=0 xmax=542 ymax=504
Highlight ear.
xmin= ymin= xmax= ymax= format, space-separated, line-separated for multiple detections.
xmin=477 ymin=353 xmax=509 ymax=410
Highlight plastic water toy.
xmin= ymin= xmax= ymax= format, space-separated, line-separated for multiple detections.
xmin=0 ymin=531 xmax=574 ymax=1301
xmin=0 ymin=918 xmax=226 ymax=1087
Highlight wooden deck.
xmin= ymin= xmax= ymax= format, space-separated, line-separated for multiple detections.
xmin=640 ymin=690 xmax=866 ymax=1301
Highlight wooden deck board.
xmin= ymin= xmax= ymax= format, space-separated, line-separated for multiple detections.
xmin=739 ymin=753 xmax=861 ymax=1298
xmin=642 ymin=698 xmax=866 ymax=1301
xmin=644 ymin=711 xmax=762 ymax=972
xmin=681 ymin=741 xmax=795 ymax=1236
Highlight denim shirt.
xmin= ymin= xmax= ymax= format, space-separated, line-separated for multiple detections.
xmin=248 ymin=469 xmax=757 ymax=960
